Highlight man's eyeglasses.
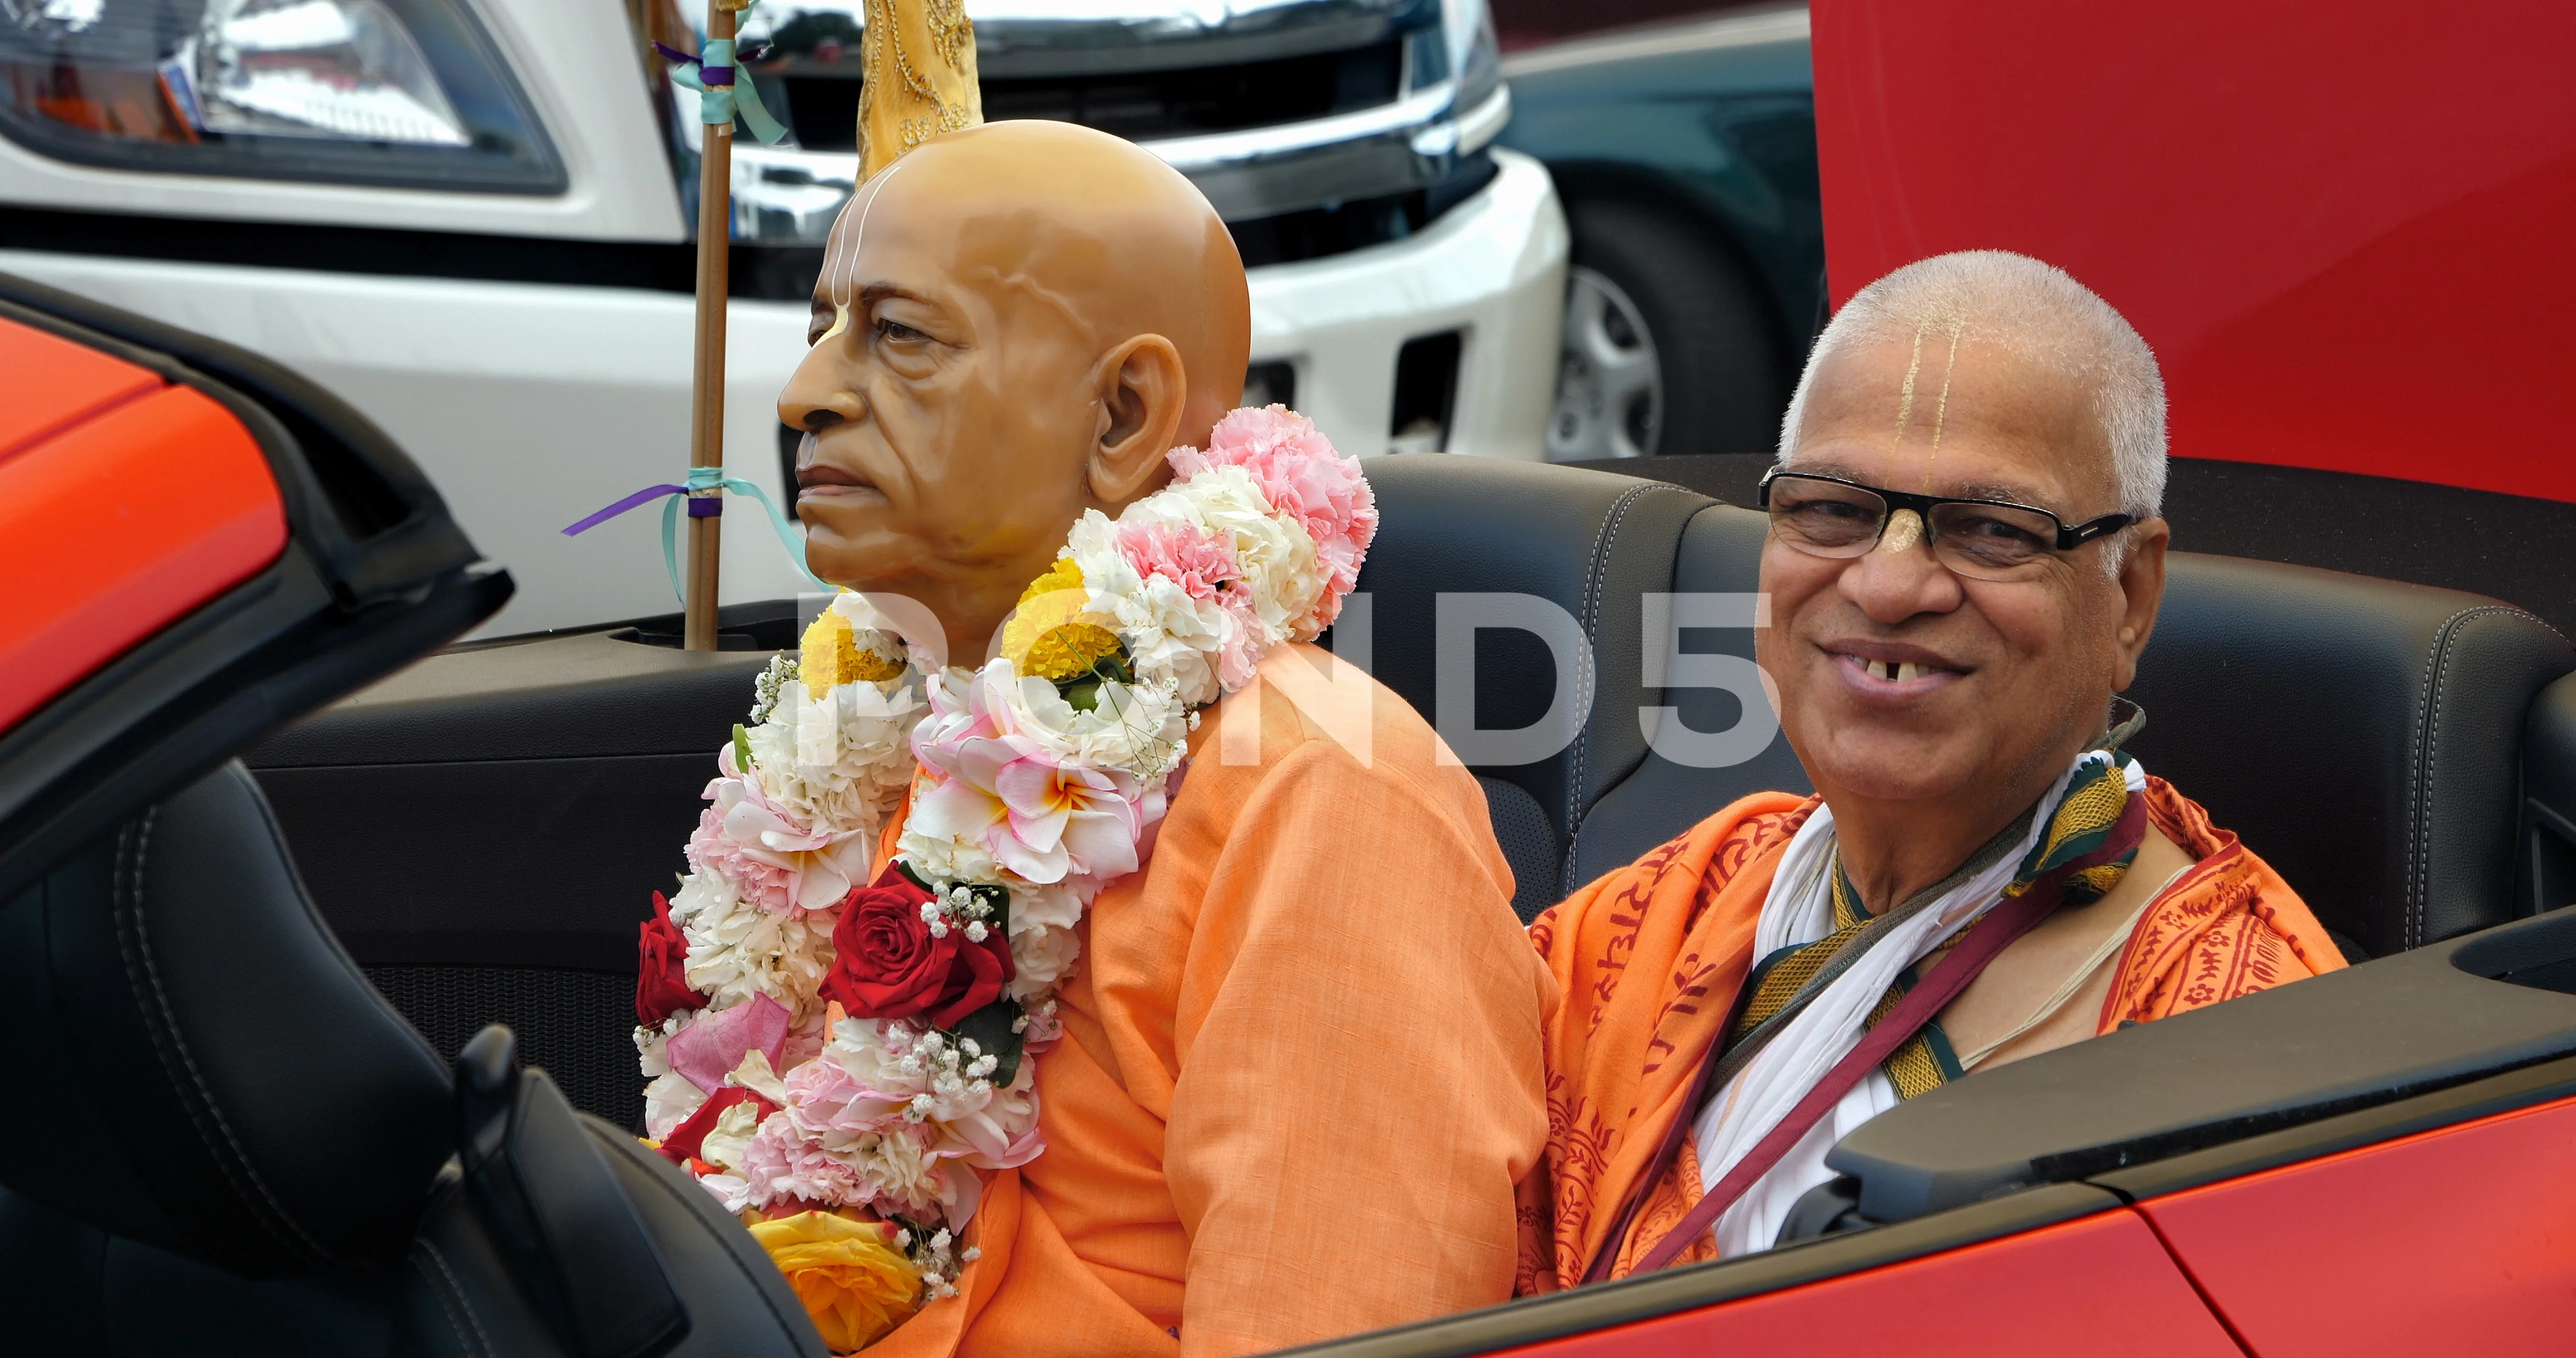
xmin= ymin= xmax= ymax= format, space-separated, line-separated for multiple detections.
xmin=1756 ymin=468 xmax=2135 ymax=582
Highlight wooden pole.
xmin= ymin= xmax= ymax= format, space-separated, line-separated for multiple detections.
xmin=684 ymin=0 xmax=738 ymax=652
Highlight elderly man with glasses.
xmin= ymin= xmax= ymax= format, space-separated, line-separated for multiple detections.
xmin=1512 ymin=250 xmax=2346 ymax=1293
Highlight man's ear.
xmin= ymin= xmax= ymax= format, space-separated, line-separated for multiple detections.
xmin=2109 ymin=517 xmax=2170 ymax=692
xmin=1087 ymin=334 xmax=1186 ymax=506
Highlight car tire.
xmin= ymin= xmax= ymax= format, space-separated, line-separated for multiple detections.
xmin=1548 ymin=197 xmax=1789 ymax=459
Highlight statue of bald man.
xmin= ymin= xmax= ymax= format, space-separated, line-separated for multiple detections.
xmin=778 ymin=121 xmax=1552 ymax=1357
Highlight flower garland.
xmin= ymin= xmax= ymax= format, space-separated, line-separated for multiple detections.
xmin=633 ymin=406 xmax=1374 ymax=1339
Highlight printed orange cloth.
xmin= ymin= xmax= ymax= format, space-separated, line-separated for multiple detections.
xmin=1511 ymin=777 xmax=2346 ymax=1291
xmin=863 ymin=643 xmax=1555 ymax=1357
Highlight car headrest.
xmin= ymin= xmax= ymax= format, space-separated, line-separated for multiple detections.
xmin=1565 ymin=502 xmax=1813 ymax=889
xmin=0 ymin=761 xmax=452 ymax=1276
xmin=2124 ymin=555 xmax=2573 ymax=956
xmin=1352 ymin=456 xmax=1710 ymax=917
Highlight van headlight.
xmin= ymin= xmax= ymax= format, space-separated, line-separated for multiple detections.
xmin=0 ymin=0 xmax=561 ymax=191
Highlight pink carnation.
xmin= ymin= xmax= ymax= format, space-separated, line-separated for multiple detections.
xmin=1169 ymin=404 xmax=1377 ymax=630
xmin=1117 ymin=519 xmax=1263 ymax=688
xmin=686 ymin=803 xmax=796 ymax=914
xmin=1116 ymin=518 xmax=1238 ymax=601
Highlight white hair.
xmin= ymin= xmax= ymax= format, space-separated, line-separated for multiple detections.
xmin=1777 ymin=250 xmax=2166 ymax=571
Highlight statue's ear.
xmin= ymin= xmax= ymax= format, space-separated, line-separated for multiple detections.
xmin=1088 ymin=334 xmax=1186 ymax=506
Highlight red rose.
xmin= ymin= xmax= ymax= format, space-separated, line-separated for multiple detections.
xmin=820 ymin=865 xmax=1014 ymax=1028
xmin=636 ymin=890 xmax=706 ymax=1027
xmin=657 ymin=1085 xmax=779 ymax=1165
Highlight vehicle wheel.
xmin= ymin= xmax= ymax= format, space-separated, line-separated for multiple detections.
xmin=1547 ymin=199 xmax=1788 ymax=459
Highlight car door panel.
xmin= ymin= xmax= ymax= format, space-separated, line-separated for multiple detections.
xmin=2137 ymin=1093 xmax=2576 ymax=1357
xmin=0 ymin=249 xmax=818 ymax=639
xmin=248 ymin=626 xmax=780 ymax=1127
xmin=1496 ymin=1210 xmax=2240 ymax=1357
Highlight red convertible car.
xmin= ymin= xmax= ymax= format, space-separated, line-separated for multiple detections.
xmin=3 ymin=1 xmax=2572 ymax=1355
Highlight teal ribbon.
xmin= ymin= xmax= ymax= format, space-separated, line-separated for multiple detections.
xmin=563 ymin=465 xmax=830 ymax=602
xmin=665 ymin=38 xmax=789 ymax=145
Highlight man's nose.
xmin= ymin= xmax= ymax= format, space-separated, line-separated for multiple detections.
xmin=1838 ymin=509 xmax=1964 ymax=623
xmin=778 ymin=339 xmax=867 ymax=436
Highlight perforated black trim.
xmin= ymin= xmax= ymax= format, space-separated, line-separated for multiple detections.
xmin=368 ymin=966 xmax=640 ymax=1132
xmin=1477 ymin=776 xmax=1561 ymax=923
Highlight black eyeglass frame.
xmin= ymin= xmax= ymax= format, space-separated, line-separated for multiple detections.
xmin=1755 ymin=466 xmax=2136 ymax=555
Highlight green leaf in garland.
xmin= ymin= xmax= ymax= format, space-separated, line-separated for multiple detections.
xmin=951 ymin=998 xmax=1026 ymax=1088
xmin=733 ymin=722 xmax=755 ymax=771
xmin=1053 ymin=643 xmax=1135 ymax=712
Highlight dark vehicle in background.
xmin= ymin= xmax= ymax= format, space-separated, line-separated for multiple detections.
xmin=1499 ymin=4 xmax=1821 ymax=460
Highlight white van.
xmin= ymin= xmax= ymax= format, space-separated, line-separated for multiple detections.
xmin=0 ymin=0 xmax=1565 ymax=634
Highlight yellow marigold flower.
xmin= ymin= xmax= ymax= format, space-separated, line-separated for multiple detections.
xmin=801 ymin=609 xmax=904 ymax=697
xmin=747 ymin=1210 xmax=921 ymax=1353
xmin=1002 ymin=559 xmax=1122 ymax=682
xmin=1016 ymin=555 xmax=1086 ymax=607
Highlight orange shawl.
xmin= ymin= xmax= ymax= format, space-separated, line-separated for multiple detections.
xmin=856 ymin=645 xmax=1553 ymax=1357
xmin=1513 ymin=777 xmax=2345 ymax=1291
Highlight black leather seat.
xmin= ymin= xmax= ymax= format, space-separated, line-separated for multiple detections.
xmin=0 ymin=761 xmax=824 ymax=1357
xmin=1352 ymin=456 xmax=1713 ymax=919
xmin=1355 ymin=455 xmax=2576 ymax=956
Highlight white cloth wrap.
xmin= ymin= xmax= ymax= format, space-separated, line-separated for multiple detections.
xmin=1691 ymin=751 xmax=2148 ymax=1257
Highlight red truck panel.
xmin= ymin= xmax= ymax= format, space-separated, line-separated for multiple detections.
xmin=2140 ymin=1093 xmax=2576 ymax=1358
xmin=1811 ymin=0 xmax=2576 ymax=504
xmin=0 ymin=372 xmax=286 ymax=732
xmin=1497 ymin=1210 xmax=2240 ymax=1357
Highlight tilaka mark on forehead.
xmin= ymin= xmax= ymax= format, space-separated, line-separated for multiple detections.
xmin=1885 ymin=316 xmax=1968 ymax=494
xmin=818 ymin=160 xmax=911 ymax=342
xmin=1923 ymin=319 xmax=1965 ymax=492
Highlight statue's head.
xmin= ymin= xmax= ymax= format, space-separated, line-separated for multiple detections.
xmin=1755 ymin=250 xmax=2172 ymax=820
xmin=780 ymin=120 xmax=1252 ymax=660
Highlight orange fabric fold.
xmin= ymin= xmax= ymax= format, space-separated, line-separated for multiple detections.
xmin=1512 ymin=776 xmax=2346 ymax=1292
xmin=867 ymin=644 xmax=1555 ymax=1357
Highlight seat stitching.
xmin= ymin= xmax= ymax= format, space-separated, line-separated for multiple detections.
xmin=1563 ymin=483 xmax=1655 ymax=890
xmin=416 ymin=1240 xmax=496 ymax=1358
xmin=2412 ymin=605 xmax=2543 ymax=949
xmin=111 ymin=805 xmax=333 ymax=1263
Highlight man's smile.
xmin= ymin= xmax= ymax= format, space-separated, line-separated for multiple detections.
xmin=1820 ymin=638 xmax=1972 ymax=699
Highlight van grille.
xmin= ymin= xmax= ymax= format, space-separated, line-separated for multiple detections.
xmin=774 ymin=39 xmax=1403 ymax=152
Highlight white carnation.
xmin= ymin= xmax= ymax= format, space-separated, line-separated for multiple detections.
xmin=680 ymin=889 xmax=835 ymax=1019
xmin=1169 ymin=465 xmax=1323 ymax=642
xmin=635 ymin=1014 xmax=687 ymax=1078
xmin=897 ymin=820 xmax=1001 ymax=886
xmin=1011 ymin=881 xmax=1084 ymax=936
xmin=643 ymin=1071 xmax=706 ymax=1140
xmin=752 ymin=677 xmax=919 ymax=838
xmin=697 ymin=1098 xmax=768 ymax=1174
xmin=1007 ymin=922 xmax=1083 ymax=998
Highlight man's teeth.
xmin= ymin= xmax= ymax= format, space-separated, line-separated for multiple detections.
xmin=1868 ymin=659 xmax=1925 ymax=683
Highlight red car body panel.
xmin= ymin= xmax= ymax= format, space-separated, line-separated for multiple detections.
xmin=1811 ymin=0 xmax=2576 ymax=505
xmin=0 ymin=316 xmax=284 ymax=731
xmin=0 ymin=315 xmax=159 ymax=455
xmin=1496 ymin=1211 xmax=2241 ymax=1357
xmin=2139 ymin=1093 xmax=2576 ymax=1357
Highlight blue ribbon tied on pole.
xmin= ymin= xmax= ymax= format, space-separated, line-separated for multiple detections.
xmin=564 ymin=465 xmax=830 ymax=600
xmin=657 ymin=38 xmax=789 ymax=145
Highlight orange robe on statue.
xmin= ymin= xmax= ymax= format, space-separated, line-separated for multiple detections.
xmin=869 ymin=643 xmax=1555 ymax=1357
xmin=1512 ymin=779 xmax=2346 ymax=1291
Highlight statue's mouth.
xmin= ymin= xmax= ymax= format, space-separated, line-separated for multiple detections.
xmin=796 ymin=463 xmax=880 ymax=504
